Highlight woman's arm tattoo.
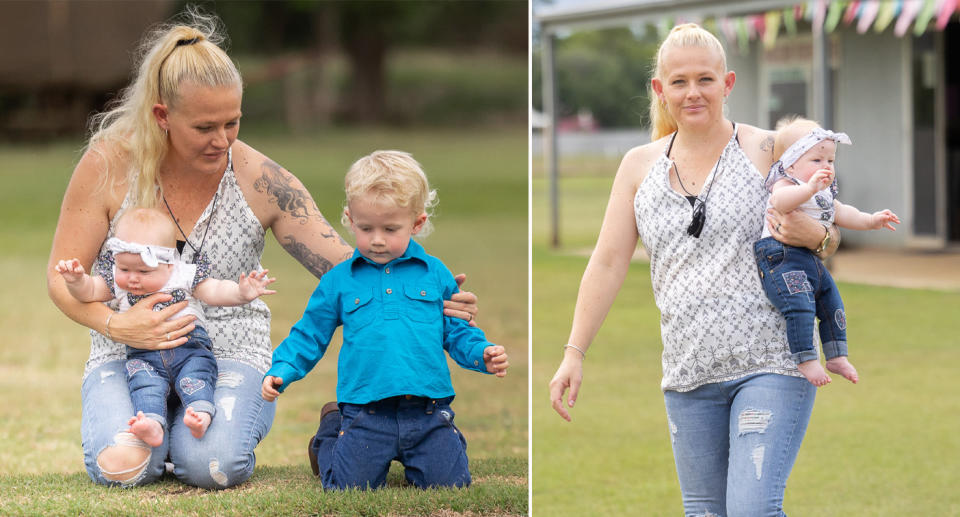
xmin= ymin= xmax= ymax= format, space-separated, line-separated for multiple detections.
xmin=279 ymin=234 xmax=334 ymax=278
xmin=254 ymin=160 xmax=319 ymax=224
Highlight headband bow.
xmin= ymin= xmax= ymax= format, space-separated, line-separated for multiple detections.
xmin=776 ymin=127 xmax=851 ymax=172
xmin=106 ymin=237 xmax=177 ymax=267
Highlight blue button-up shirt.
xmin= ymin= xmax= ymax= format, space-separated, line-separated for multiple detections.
xmin=266 ymin=239 xmax=492 ymax=404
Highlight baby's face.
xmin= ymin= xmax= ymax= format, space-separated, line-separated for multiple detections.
xmin=788 ymin=139 xmax=837 ymax=183
xmin=114 ymin=253 xmax=173 ymax=295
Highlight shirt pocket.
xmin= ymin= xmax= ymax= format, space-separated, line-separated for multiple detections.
xmin=342 ymin=287 xmax=376 ymax=328
xmin=403 ymin=282 xmax=442 ymax=323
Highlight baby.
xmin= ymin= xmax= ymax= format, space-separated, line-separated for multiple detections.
xmin=56 ymin=207 xmax=275 ymax=446
xmin=755 ymin=117 xmax=899 ymax=386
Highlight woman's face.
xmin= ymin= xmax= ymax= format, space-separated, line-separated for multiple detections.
xmin=653 ymin=45 xmax=733 ymax=129
xmin=159 ymin=82 xmax=242 ymax=175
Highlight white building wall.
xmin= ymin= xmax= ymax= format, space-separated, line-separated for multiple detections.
xmin=833 ymin=29 xmax=910 ymax=247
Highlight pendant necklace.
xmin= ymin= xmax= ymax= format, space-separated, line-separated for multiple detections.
xmin=162 ymin=191 xmax=219 ymax=264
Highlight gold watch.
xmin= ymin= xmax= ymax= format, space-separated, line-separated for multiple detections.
xmin=814 ymin=227 xmax=831 ymax=255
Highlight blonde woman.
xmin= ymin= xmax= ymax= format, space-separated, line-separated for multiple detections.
xmin=548 ymin=24 xmax=839 ymax=514
xmin=47 ymin=9 xmax=477 ymax=489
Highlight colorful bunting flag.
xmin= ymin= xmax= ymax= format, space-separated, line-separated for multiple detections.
xmin=783 ymin=6 xmax=798 ymax=35
xmin=825 ymin=1 xmax=845 ymax=32
xmin=913 ymin=0 xmax=938 ymax=34
xmin=874 ymin=0 xmax=897 ymax=32
xmin=894 ymin=0 xmax=923 ymax=36
xmin=936 ymin=0 xmax=957 ymax=30
xmin=857 ymin=0 xmax=881 ymax=33
xmin=843 ymin=1 xmax=862 ymax=25
xmin=735 ymin=16 xmax=750 ymax=54
xmin=763 ymin=10 xmax=782 ymax=49
xmin=812 ymin=0 xmax=828 ymax=34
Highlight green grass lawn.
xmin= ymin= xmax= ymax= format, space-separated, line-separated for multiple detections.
xmin=531 ymin=171 xmax=960 ymax=515
xmin=0 ymin=126 xmax=527 ymax=515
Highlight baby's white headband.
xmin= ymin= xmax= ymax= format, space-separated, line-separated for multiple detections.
xmin=776 ymin=127 xmax=852 ymax=172
xmin=106 ymin=237 xmax=176 ymax=267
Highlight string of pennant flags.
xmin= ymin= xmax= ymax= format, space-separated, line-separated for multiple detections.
xmin=658 ymin=0 xmax=958 ymax=53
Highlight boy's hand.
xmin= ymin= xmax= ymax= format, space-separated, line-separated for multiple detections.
xmin=483 ymin=345 xmax=509 ymax=377
xmin=807 ymin=169 xmax=834 ymax=192
xmin=239 ymin=270 xmax=277 ymax=302
xmin=871 ymin=209 xmax=901 ymax=231
xmin=55 ymin=258 xmax=87 ymax=284
xmin=261 ymin=375 xmax=283 ymax=401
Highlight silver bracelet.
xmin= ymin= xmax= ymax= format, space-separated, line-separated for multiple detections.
xmin=104 ymin=312 xmax=114 ymax=341
xmin=563 ymin=343 xmax=586 ymax=359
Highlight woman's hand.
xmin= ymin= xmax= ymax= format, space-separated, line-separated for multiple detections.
xmin=549 ymin=350 xmax=585 ymax=422
xmin=444 ymin=273 xmax=479 ymax=326
xmin=111 ymin=293 xmax=195 ymax=349
xmin=766 ymin=207 xmax=827 ymax=249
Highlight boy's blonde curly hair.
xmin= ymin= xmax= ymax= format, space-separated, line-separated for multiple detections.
xmin=342 ymin=150 xmax=438 ymax=237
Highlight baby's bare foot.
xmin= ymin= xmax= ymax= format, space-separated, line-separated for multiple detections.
xmin=128 ymin=411 xmax=164 ymax=447
xmin=826 ymin=356 xmax=859 ymax=384
xmin=798 ymin=360 xmax=831 ymax=387
xmin=184 ymin=407 xmax=212 ymax=439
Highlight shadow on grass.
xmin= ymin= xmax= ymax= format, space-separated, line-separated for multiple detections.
xmin=0 ymin=458 xmax=527 ymax=516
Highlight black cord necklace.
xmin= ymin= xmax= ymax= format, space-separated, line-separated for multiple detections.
xmin=162 ymin=191 xmax=219 ymax=264
xmin=672 ymin=162 xmax=698 ymax=204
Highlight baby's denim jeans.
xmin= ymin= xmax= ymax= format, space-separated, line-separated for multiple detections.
xmin=754 ymin=237 xmax=849 ymax=364
xmin=126 ymin=326 xmax=218 ymax=426
xmin=309 ymin=395 xmax=470 ymax=490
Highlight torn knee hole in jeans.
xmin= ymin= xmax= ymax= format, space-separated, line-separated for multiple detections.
xmin=98 ymin=432 xmax=151 ymax=484
xmin=208 ymin=458 xmax=229 ymax=487
xmin=216 ymin=371 xmax=244 ymax=389
xmin=737 ymin=408 xmax=773 ymax=436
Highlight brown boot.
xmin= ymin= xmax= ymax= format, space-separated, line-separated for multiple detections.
xmin=307 ymin=401 xmax=340 ymax=477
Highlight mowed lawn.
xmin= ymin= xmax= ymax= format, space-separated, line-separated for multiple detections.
xmin=531 ymin=173 xmax=960 ymax=515
xmin=0 ymin=126 xmax=528 ymax=516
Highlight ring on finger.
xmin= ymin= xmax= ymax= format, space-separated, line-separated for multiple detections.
xmin=776 ymin=223 xmax=782 ymax=233
xmin=166 ymin=332 xmax=170 ymax=341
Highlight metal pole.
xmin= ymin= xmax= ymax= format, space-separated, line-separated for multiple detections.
xmin=541 ymin=30 xmax=561 ymax=248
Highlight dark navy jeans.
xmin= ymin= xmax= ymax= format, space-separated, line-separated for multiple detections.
xmin=125 ymin=326 xmax=217 ymax=428
xmin=310 ymin=395 xmax=470 ymax=490
xmin=754 ymin=237 xmax=848 ymax=364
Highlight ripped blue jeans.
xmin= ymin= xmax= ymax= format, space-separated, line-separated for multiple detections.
xmin=126 ymin=327 xmax=217 ymax=427
xmin=81 ymin=358 xmax=274 ymax=489
xmin=664 ymin=373 xmax=816 ymax=517
xmin=754 ymin=237 xmax=849 ymax=364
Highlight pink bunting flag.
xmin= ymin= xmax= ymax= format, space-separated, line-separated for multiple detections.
xmin=936 ymin=0 xmax=957 ymax=29
xmin=894 ymin=0 xmax=923 ymax=36
xmin=718 ymin=17 xmax=737 ymax=46
xmin=857 ymin=0 xmax=880 ymax=33
xmin=812 ymin=0 xmax=828 ymax=35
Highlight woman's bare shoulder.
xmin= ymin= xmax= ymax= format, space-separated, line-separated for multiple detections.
xmin=618 ymin=135 xmax=669 ymax=186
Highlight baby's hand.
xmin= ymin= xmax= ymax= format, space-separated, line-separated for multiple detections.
xmin=807 ymin=169 xmax=834 ymax=192
xmin=483 ymin=345 xmax=509 ymax=378
xmin=55 ymin=258 xmax=87 ymax=284
xmin=239 ymin=270 xmax=277 ymax=302
xmin=871 ymin=209 xmax=901 ymax=231
xmin=261 ymin=376 xmax=283 ymax=401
